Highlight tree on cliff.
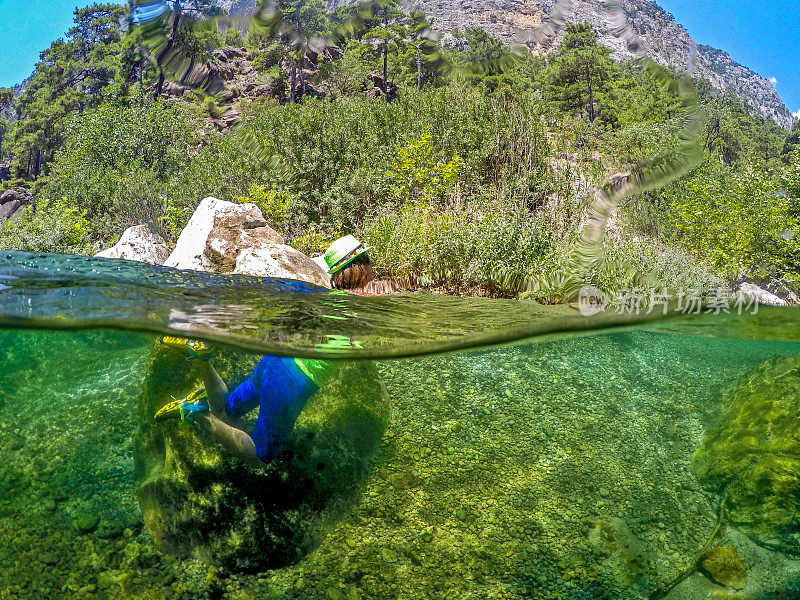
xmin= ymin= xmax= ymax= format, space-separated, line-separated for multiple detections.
xmin=545 ymin=23 xmax=615 ymax=123
xmin=404 ymin=9 xmax=445 ymax=90
xmin=358 ymin=0 xmax=406 ymax=101
xmin=0 ymin=88 xmax=13 ymax=162
xmin=783 ymin=120 xmax=800 ymax=159
xmin=269 ymin=0 xmax=329 ymax=102
xmin=135 ymin=0 xmax=222 ymax=97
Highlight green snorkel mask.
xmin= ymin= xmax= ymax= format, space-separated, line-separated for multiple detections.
xmin=323 ymin=235 xmax=372 ymax=274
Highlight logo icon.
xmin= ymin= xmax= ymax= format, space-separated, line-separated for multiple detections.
xmin=577 ymin=285 xmax=607 ymax=316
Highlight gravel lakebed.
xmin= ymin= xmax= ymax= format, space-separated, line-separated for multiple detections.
xmin=1 ymin=329 xmax=799 ymax=599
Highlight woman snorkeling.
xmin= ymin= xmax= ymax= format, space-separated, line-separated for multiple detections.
xmin=154 ymin=235 xmax=374 ymax=466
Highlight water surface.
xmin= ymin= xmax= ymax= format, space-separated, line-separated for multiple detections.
xmin=1 ymin=252 xmax=799 ymax=600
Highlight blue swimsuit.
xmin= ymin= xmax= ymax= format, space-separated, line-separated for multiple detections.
xmin=225 ymin=356 xmax=337 ymax=463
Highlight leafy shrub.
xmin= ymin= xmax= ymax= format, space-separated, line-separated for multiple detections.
xmin=386 ymin=126 xmax=461 ymax=207
xmin=600 ymin=121 xmax=680 ymax=165
xmin=38 ymin=102 xmax=198 ymax=242
xmin=223 ymin=27 xmax=245 ymax=47
xmin=0 ymin=198 xmax=92 ymax=254
xmin=203 ymin=96 xmax=224 ymax=120
xmin=361 ymin=204 xmax=550 ymax=292
xmin=594 ymin=233 xmax=724 ymax=294
xmin=251 ymin=43 xmax=284 ymax=71
xmin=290 ymin=224 xmax=343 ymax=257
xmin=316 ymin=44 xmax=374 ymax=98
xmin=234 ymin=184 xmax=294 ymax=234
xmin=667 ymin=160 xmax=800 ymax=284
xmin=172 ymin=87 xmax=553 ymax=234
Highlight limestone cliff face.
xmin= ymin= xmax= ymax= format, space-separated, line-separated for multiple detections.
xmin=217 ymin=0 xmax=260 ymax=16
xmin=696 ymin=44 xmax=793 ymax=129
xmin=217 ymin=0 xmax=794 ymax=129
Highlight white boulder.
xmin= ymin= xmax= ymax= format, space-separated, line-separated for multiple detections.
xmin=95 ymin=225 xmax=170 ymax=265
xmin=234 ymin=243 xmax=331 ymax=287
xmin=165 ymin=197 xmax=284 ymax=273
xmin=165 ymin=196 xmax=330 ymax=287
xmin=737 ymin=282 xmax=789 ymax=307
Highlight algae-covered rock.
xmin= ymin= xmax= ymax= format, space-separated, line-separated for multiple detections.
xmin=586 ymin=517 xmax=646 ymax=588
xmin=692 ymin=354 xmax=800 ymax=547
xmin=133 ymin=344 xmax=390 ymax=572
xmin=74 ymin=511 xmax=100 ymax=534
xmin=699 ymin=546 xmax=747 ymax=590
xmin=705 ymin=592 xmax=755 ymax=600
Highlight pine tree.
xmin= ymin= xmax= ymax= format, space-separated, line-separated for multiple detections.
xmin=404 ymin=9 xmax=444 ymax=90
xmin=11 ymin=4 xmax=128 ymax=179
xmin=270 ymin=0 xmax=328 ymax=102
xmin=359 ymin=0 xmax=406 ymax=100
xmin=0 ymin=88 xmax=13 ymax=162
xmin=545 ymin=23 xmax=616 ymax=122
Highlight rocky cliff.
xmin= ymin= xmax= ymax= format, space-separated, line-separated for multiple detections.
xmin=695 ymin=44 xmax=792 ymax=128
xmin=217 ymin=0 xmax=794 ymax=129
xmin=0 ymin=76 xmax=29 ymax=123
xmin=218 ymin=0 xmax=260 ymax=16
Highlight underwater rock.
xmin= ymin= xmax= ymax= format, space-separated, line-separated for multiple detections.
xmin=96 ymin=518 xmax=125 ymax=540
xmin=700 ymin=546 xmax=747 ymax=590
xmin=234 ymin=242 xmax=330 ymax=287
xmin=95 ymin=225 xmax=170 ymax=265
xmin=692 ymin=354 xmax=800 ymax=548
xmin=385 ymin=471 xmax=420 ymax=490
xmin=164 ymin=197 xmax=284 ymax=273
xmin=586 ymin=517 xmax=646 ymax=588
xmin=133 ymin=344 xmax=390 ymax=572
xmin=705 ymin=592 xmax=755 ymax=600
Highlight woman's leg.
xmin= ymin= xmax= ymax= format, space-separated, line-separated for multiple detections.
xmin=196 ymin=361 xmax=229 ymax=415
xmin=194 ymin=413 xmax=263 ymax=467
xmin=193 ymin=361 xmax=260 ymax=455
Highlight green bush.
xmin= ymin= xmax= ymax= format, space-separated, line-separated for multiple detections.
xmin=594 ymin=234 xmax=724 ymax=295
xmin=37 ymin=102 xmax=198 ymax=242
xmin=361 ymin=204 xmax=551 ymax=292
xmin=667 ymin=160 xmax=800 ymax=285
xmin=290 ymin=224 xmax=343 ymax=257
xmin=386 ymin=126 xmax=461 ymax=207
xmin=0 ymin=198 xmax=92 ymax=254
xmin=171 ymin=87 xmax=553 ymax=234
xmin=234 ymin=184 xmax=295 ymax=235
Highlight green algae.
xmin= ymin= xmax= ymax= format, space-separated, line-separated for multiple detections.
xmin=2 ymin=328 xmax=800 ymax=599
xmin=692 ymin=353 xmax=800 ymax=549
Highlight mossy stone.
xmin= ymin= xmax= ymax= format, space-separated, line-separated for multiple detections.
xmin=386 ymin=472 xmax=419 ymax=490
xmin=692 ymin=354 xmax=800 ymax=547
xmin=381 ymin=547 xmax=398 ymax=562
xmin=74 ymin=512 xmax=99 ymax=534
xmin=700 ymin=546 xmax=747 ymax=590
xmin=705 ymin=591 xmax=755 ymax=599
xmin=124 ymin=542 xmax=141 ymax=561
xmin=96 ymin=519 xmax=124 ymax=540
xmin=134 ymin=345 xmax=390 ymax=572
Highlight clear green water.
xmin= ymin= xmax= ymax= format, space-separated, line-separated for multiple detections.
xmin=2 ymin=252 xmax=800 ymax=600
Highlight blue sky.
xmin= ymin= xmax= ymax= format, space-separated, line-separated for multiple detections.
xmin=0 ymin=0 xmax=798 ymax=117
xmin=0 ymin=0 xmax=125 ymax=88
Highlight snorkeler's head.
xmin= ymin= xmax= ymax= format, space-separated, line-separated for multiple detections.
xmin=324 ymin=235 xmax=374 ymax=290
xmin=331 ymin=252 xmax=374 ymax=290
